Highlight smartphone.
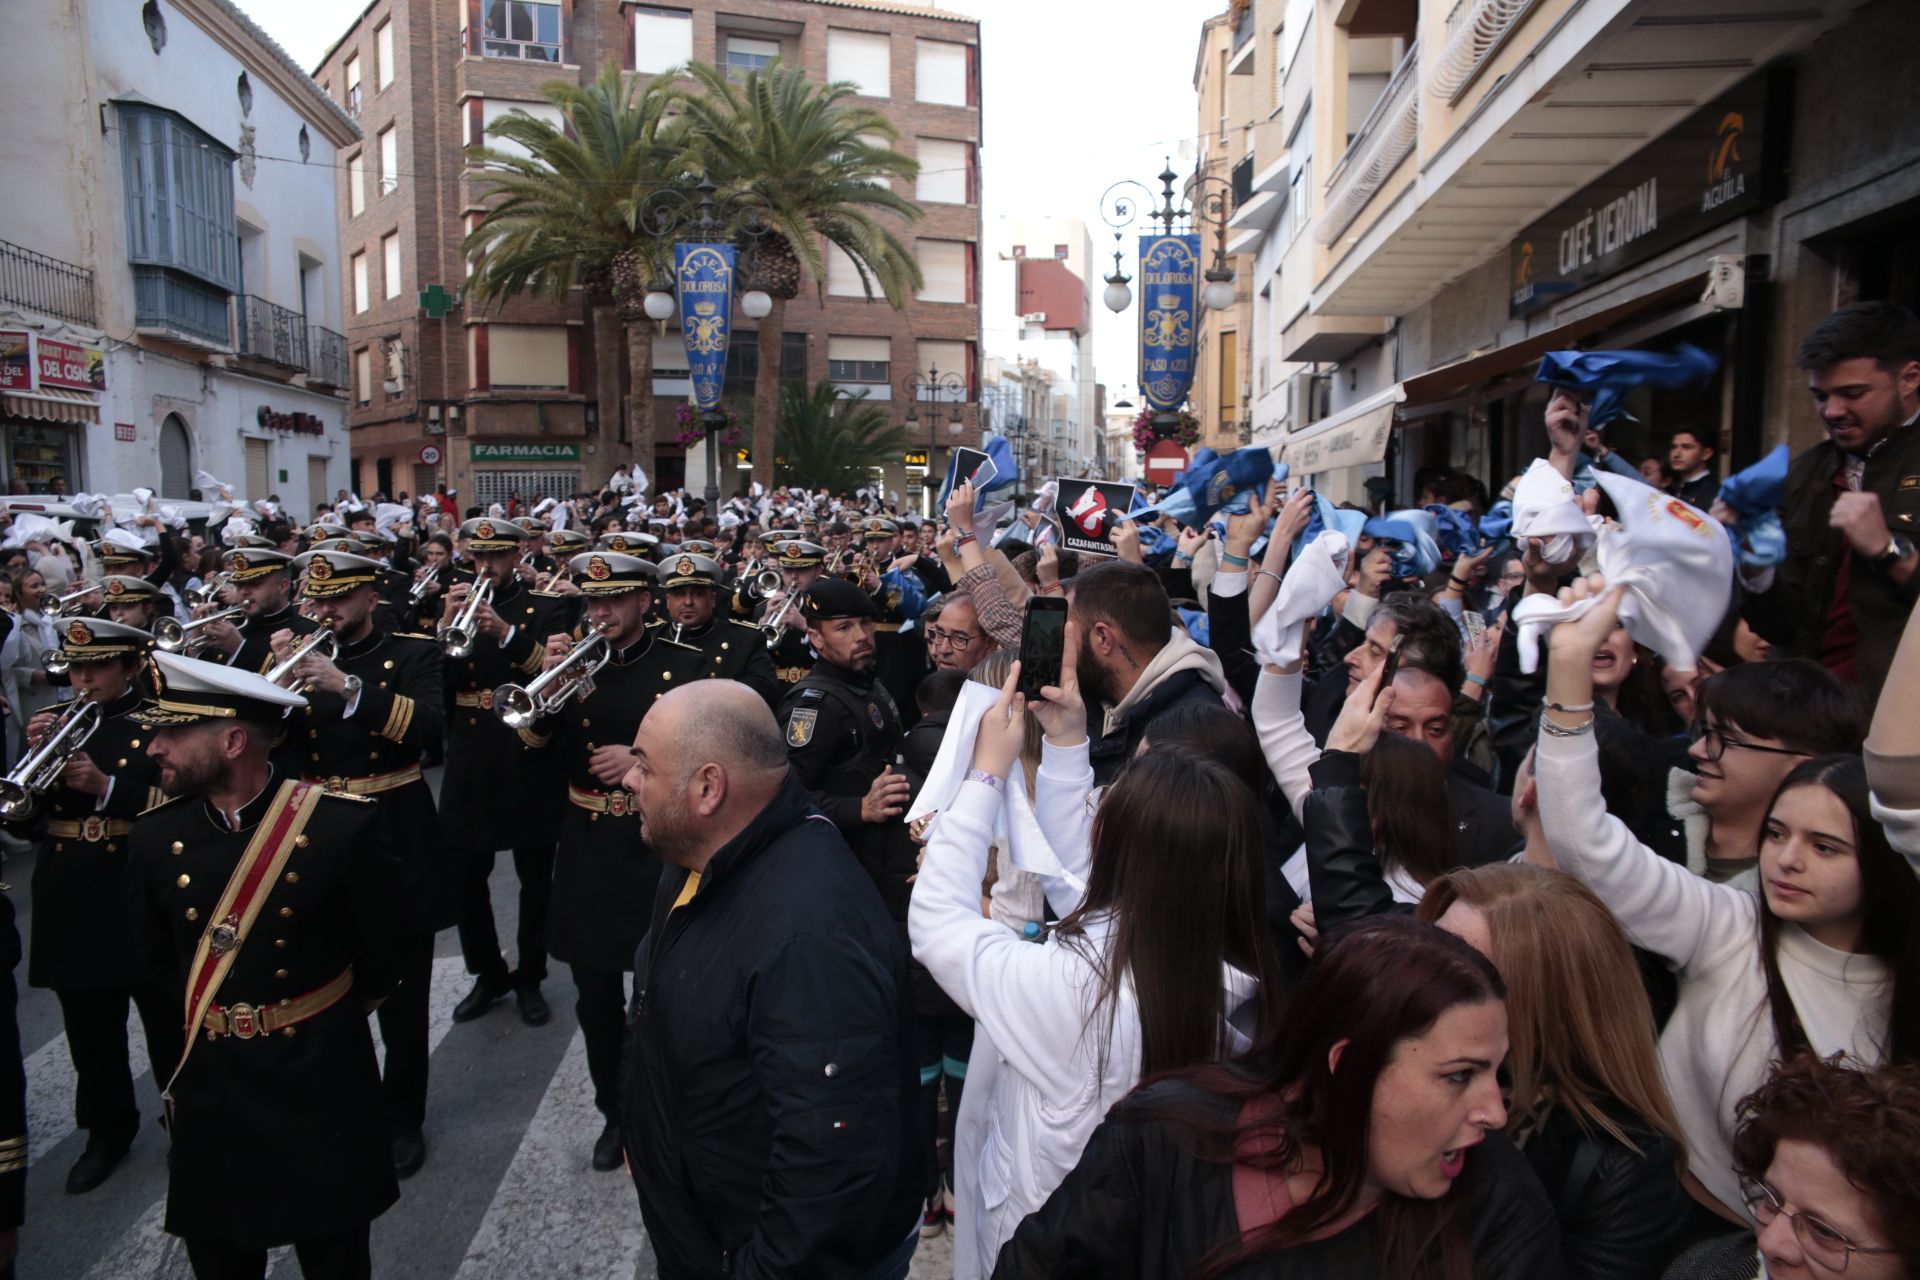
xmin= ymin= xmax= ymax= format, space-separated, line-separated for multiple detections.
xmin=1373 ymin=633 xmax=1405 ymax=708
xmin=1018 ymin=597 xmax=1070 ymax=698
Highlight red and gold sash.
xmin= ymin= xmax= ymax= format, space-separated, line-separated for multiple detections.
xmin=162 ymin=780 xmax=325 ymax=1113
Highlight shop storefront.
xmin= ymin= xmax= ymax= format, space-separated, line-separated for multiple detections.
xmin=467 ymin=441 xmax=583 ymax=510
xmin=1 ymin=330 xmax=106 ymax=492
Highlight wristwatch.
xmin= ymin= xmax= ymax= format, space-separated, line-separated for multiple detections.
xmin=1873 ymin=534 xmax=1916 ymax=572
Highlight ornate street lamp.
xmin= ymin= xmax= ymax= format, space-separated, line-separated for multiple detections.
xmin=634 ymin=178 xmax=777 ymax=508
xmin=900 ymin=364 xmax=968 ymax=518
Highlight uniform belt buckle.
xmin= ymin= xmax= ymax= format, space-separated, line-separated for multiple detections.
xmin=227 ymin=1003 xmax=259 ymax=1040
xmin=607 ymin=792 xmax=630 ymax=817
xmin=80 ymin=816 xmax=105 ymax=842
xmin=325 ymin=775 xmax=348 ymax=793
xmin=478 ymin=690 xmax=494 ymax=710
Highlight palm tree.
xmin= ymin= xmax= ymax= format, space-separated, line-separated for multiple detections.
xmin=775 ymin=383 xmax=912 ymax=493
xmin=674 ymin=61 xmax=923 ymax=492
xmin=463 ymin=63 xmax=690 ymax=485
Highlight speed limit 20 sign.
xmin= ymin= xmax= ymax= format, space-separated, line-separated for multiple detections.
xmin=418 ymin=443 xmax=442 ymax=466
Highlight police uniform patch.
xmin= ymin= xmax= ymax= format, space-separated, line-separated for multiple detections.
xmin=786 ymin=707 xmax=818 ymax=747
xmin=867 ymin=702 xmax=883 ymax=729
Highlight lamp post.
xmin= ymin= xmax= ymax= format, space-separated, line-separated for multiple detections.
xmin=634 ymin=178 xmax=776 ymax=510
xmin=900 ymin=363 xmax=967 ymax=519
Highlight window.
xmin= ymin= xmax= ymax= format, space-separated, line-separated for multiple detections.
xmin=244 ymin=437 xmax=271 ymax=501
xmin=355 ymin=347 xmax=373 ymax=404
xmin=375 ymin=19 xmax=394 ymax=88
xmin=916 ymin=240 xmax=971 ymax=304
xmin=915 ymin=138 xmax=971 ymax=204
xmin=914 ymin=39 xmax=968 ymax=105
xmin=382 ymin=233 xmax=401 ymax=300
xmin=917 ymin=339 xmax=969 ymax=386
xmin=827 ymin=243 xmax=869 ymax=298
xmin=725 ymin=332 xmax=808 ymax=383
xmin=487 ymin=324 xmax=570 ymax=389
xmin=652 ymin=333 xmax=689 ymax=377
xmin=378 ymin=127 xmax=397 ymax=196
xmin=345 ymin=54 xmax=361 ymax=116
xmin=119 ymin=106 xmax=238 ymax=289
xmin=482 ymin=0 xmax=561 ymax=61
xmin=828 ymin=336 xmax=890 ymax=384
xmin=475 ymin=99 xmax=566 ymax=162
xmin=1053 ymin=244 xmax=1069 ymax=259
xmin=352 ymin=252 xmax=368 ymax=313
xmin=827 ymin=30 xmax=890 ymax=97
xmin=348 ymin=151 xmax=365 ymax=216
xmin=724 ymin=36 xmax=779 ymax=83
xmin=464 ymin=212 xmax=481 ymax=279
xmin=631 ymin=6 xmax=691 ymax=75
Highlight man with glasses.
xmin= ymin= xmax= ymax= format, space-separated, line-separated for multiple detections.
xmin=924 ymin=593 xmax=995 ymax=674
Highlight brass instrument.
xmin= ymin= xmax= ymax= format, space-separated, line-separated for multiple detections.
xmin=153 ymin=606 xmax=246 ymax=654
xmin=265 ymin=623 xmax=340 ymax=688
xmin=47 ymin=585 xmax=100 ymax=619
xmin=187 ymin=572 xmax=233 ymax=608
xmin=0 ymin=700 xmax=101 ymax=821
xmin=493 ymin=623 xmax=611 ymax=729
xmin=740 ymin=559 xmax=784 ymax=601
xmin=440 ymin=577 xmax=493 ymax=658
xmin=408 ymin=565 xmax=441 ymax=606
xmin=759 ymin=592 xmax=793 ymax=649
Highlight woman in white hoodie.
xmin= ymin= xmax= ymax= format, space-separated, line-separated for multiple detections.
xmin=909 ymin=664 xmax=1283 ymax=1279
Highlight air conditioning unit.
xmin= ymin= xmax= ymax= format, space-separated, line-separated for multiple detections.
xmin=1020 ymin=311 xmax=1047 ymax=324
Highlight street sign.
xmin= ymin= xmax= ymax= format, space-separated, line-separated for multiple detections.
xmin=418 ymin=443 xmax=442 ymax=466
xmin=418 ymin=285 xmax=458 ymax=318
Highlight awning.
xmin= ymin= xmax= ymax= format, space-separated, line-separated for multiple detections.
xmin=3 ymin=387 xmax=100 ymax=425
xmin=1280 ymin=384 xmax=1404 ymax=473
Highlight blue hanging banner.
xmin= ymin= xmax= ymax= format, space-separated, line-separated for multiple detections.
xmin=673 ymin=242 xmax=736 ymax=412
xmin=1137 ymin=233 xmax=1200 ymax=412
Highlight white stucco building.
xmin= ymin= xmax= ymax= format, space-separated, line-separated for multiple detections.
xmin=982 ymin=216 xmax=1103 ymax=478
xmin=0 ymin=0 xmax=356 ymax=511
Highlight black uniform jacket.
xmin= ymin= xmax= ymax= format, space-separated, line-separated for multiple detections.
xmin=227 ymin=602 xmax=318 ymax=678
xmin=540 ymin=630 xmax=703 ymax=973
xmin=30 ymin=687 xmax=166 ymax=990
xmin=439 ymin=574 xmax=572 ymax=848
xmin=623 ymin=772 xmax=921 ymax=1280
xmin=994 ymin=1082 xmax=1564 ymax=1280
xmin=126 ymin=780 xmax=403 ymax=1247
xmin=665 ymin=616 xmax=783 ymax=708
xmin=296 ymin=628 xmax=451 ymax=932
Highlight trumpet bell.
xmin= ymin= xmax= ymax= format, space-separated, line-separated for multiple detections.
xmin=152 ymin=616 xmax=187 ymax=652
xmin=0 ymin=779 xmax=36 ymax=823
xmin=495 ymin=686 xmax=538 ymax=730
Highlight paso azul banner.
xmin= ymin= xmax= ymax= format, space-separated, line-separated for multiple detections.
xmin=1137 ymin=234 xmax=1200 ymax=412
xmin=673 ymin=242 xmax=736 ymax=412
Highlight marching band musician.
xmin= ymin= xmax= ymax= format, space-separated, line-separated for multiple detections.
xmin=274 ymin=550 xmax=448 ymax=1180
xmin=756 ymin=538 xmax=827 ymax=689
xmin=20 ymin=620 xmax=180 ymax=1195
xmin=656 ymin=553 xmax=781 ymax=707
xmin=126 ymin=652 xmax=403 ymax=1279
xmin=440 ymin=518 xmax=570 ymax=1029
xmin=512 ymin=517 xmax=557 ymax=583
xmin=854 ymin=519 xmax=929 ymax=726
xmin=99 ymin=576 xmax=164 ymax=634
xmin=409 ymin=534 xmax=455 ymax=632
xmin=530 ymin=551 xmax=703 ymax=1171
xmin=535 ymin=529 xmax=591 ymax=595
xmin=194 ymin=548 xmax=317 ymax=674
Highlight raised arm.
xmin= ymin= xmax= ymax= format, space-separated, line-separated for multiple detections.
xmin=1866 ymin=597 xmax=1920 ymax=869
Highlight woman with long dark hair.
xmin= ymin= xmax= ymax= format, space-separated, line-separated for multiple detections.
xmin=1535 ymin=578 xmax=1920 ymax=1225
xmin=994 ymin=916 xmax=1561 ymax=1279
xmin=910 ymin=665 xmax=1283 ymax=1279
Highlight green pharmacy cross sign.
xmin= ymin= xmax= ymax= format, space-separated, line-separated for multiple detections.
xmin=418 ymin=285 xmax=458 ymax=318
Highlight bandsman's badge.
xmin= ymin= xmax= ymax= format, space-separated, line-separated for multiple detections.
xmin=308 ymin=556 xmax=333 ymax=581
xmin=106 ymin=579 xmax=125 ymax=596
xmin=786 ymin=708 xmax=817 ymax=748
xmin=676 ymin=557 xmax=696 ymax=577
xmin=66 ymin=621 xmax=92 ymax=646
xmin=476 ymin=520 xmax=496 ymax=540
xmin=587 ymin=556 xmax=611 ymax=581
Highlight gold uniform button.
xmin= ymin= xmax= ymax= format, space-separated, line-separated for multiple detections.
xmin=662 ymin=671 xmax=672 ymax=681
xmin=295 ymin=835 xmax=309 ymax=849
xmin=285 ymin=871 xmax=300 ymax=884
xmin=278 ymin=907 xmax=293 ymax=918
xmin=281 ymin=1027 xmax=297 ymax=1038
xmin=383 ymin=660 xmax=395 ymax=670
xmin=274 ymin=938 xmax=287 ymax=948
xmin=130 ymin=739 xmax=141 ymax=748
xmin=117 ymin=757 xmax=128 ymax=767
xmin=176 ymin=874 xmax=191 ymax=888
xmin=185 ymin=908 xmax=199 ymax=921
xmin=171 ymin=841 xmax=185 ymax=855
xmin=275 ymin=969 xmax=289 ymax=980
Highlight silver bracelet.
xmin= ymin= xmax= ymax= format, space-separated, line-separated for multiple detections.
xmin=1539 ymin=715 xmax=1595 ymax=738
xmin=1255 ymin=568 xmax=1284 ymax=586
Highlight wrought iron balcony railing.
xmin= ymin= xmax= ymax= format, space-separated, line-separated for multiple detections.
xmin=236 ymin=294 xmax=310 ymax=369
xmin=0 ymin=238 xmax=97 ymax=327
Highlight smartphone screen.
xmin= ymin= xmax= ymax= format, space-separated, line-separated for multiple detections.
xmin=1018 ymin=597 xmax=1069 ymax=698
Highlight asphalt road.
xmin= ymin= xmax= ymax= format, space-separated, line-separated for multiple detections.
xmin=6 ymin=768 xmax=957 ymax=1279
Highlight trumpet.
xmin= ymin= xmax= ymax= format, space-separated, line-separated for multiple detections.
xmin=440 ymin=577 xmax=493 ymax=658
xmin=740 ymin=559 xmax=784 ymax=601
xmin=265 ymin=623 xmax=340 ymax=688
xmin=47 ymin=585 xmax=100 ymax=619
xmin=153 ymin=606 xmax=246 ymax=654
xmin=409 ymin=565 xmax=441 ymax=606
xmin=759 ymin=592 xmax=794 ymax=649
xmin=493 ymin=623 xmax=611 ymax=729
xmin=187 ymin=572 xmax=232 ymax=608
xmin=0 ymin=700 xmax=101 ymax=821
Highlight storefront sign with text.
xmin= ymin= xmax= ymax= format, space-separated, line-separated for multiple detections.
xmin=470 ymin=442 xmax=581 ymax=462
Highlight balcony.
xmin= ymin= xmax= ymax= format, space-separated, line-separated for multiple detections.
xmin=235 ymin=295 xmax=309 ymax=370
xmin=132 ymin=267 xmax=232 ymax=349
xmin=0 ymin=239 xmax=96 ymax=327
xmin=1317 ymin=41 xmax=1420 ymax=247
xmin=1229 ymin=3 xmax=1256 ymax=73
xmin=1427 ymin=0 xmax=1544 ymax=104
xmin=307 ymin=325 xmax=349 ymax=389
xmin=1231 ymin=155 xmax=1255 ymax=212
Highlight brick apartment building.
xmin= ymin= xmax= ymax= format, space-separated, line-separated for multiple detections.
xmin=312 ymin=0 xmax=982 ymax=512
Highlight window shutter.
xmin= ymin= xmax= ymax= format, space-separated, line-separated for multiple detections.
xmin=244 ymin=437 xmax=271 ymax=499
xmin=826 ymin=243 xmax=867 ymax=298
xmin=827 ymin=30 xmax=890 ymax=97
xmin=632 ymin=7 xmax=692 ymax=74
xmin=917 ymin=339 xmax=966 ymax=381
xmin=915 ymin=139 xmax=968 ymax=204
xmin=487 ymin=325 xmax=569 ymax=388
xmin=828 ymin=336 xmax=892 ymax=364
xmin=917 ymin=241 xmax=967 ymax=304
xmin=914 ymin=40 xmax=966 ymax=105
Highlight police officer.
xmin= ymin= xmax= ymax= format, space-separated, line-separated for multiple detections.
xmin=778 ymin=579 xmax=912 ymax=838
xmin=194 ymin=549 xmax=318 ymax=675
xmin=441 ymin=517 xmax=570 ymax=1026
xmin=275 ymin=550 xmax=447 ymax=1179
xmin=757 ymin=538 xmax=826 ymax=690
xmin=528 ymin=551 xmax=702 ymax=1170
xmin=126 ymin=652 xmax=403 ymax=1278
xmin=655 ymin=553 xmax=781 ymax=707
xmin=20 ymin=619 xmax=180 ymax=1194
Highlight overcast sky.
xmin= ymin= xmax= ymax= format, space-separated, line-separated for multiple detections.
xmin=237 ymin=0 xmax=1225 ymax=394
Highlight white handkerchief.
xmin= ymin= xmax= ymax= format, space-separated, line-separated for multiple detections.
xmin=1252 ymin=532 xmax=1351 ymax=668
xmin=1511 ymin=472 xmax=1734 ymax=674
xmin=1511 ymin=459 xmax=1594 ymax=565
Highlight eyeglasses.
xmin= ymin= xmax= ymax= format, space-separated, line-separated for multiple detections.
xmin=1743 ymin=1179 xmax=1894 ymax=1272
xmin=924 ymin=626 xmax=980 ymax=649
xmin=1689 ymin=721 xmax=1812 ymax=764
